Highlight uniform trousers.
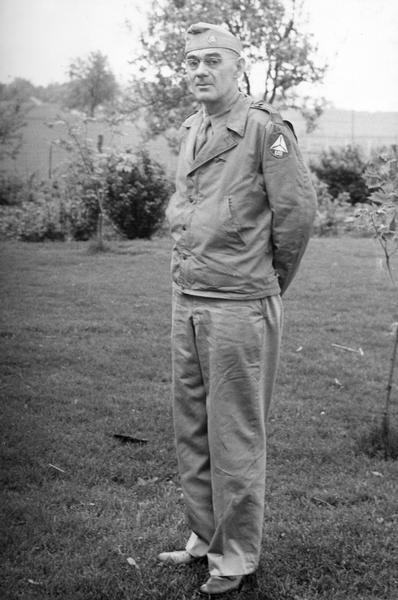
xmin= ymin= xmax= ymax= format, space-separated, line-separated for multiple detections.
xmin=171 ymin=291 xmax=283 ymax=576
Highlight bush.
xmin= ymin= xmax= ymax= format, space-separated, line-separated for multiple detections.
xmin=312 ymin=176 xmax=355 ymax=236
xmin=0 ymin=171 xmax=36 ymax=205
xmin=0 ymin=143 xmax=173 ymax=242
xmin=0 ymin=179 xmax=67 ymax=241
xmin=310 ymin=145 xmax=370 ymax=205
xmin=104 ymin=149 xmax=173 ymax=239
xmin=0 ymin=176 xmax=96 ymax=242
xmin=17 ymin=198 xmax=66 ymax=241
xmin=62 ymin=175 xmax=99 ymax=241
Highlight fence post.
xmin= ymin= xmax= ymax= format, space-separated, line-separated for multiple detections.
xmin=48 ymin=142 xmax=53 ymax=179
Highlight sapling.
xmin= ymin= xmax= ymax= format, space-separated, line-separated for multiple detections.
xmin=356 ymin=149 xmax=398 ymax=458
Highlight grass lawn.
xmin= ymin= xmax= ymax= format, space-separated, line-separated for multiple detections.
xmin=1 ymin=236 xmax=397 ymax=600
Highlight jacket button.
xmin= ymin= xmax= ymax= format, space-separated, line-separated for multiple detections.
xmin=182 ymin=225 xmax=187 ymax=231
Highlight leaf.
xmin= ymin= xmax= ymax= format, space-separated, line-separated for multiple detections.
xmin=113 ymin=434 xmax=148 ymax=445
xmin=127 ymin=557 xmax=140 ymax=569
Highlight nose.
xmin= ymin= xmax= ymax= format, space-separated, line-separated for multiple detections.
xmin=195 ymin=60 xmax=209 ymax=76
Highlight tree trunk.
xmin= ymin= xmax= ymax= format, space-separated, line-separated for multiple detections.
xmin=383 ymin=323 xmax=398 ymax=458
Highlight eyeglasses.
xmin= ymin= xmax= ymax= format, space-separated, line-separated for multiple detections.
xmin=185 ymin=56 xmax=235 ymax=71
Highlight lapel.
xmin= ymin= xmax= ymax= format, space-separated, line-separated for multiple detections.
xmin=181 ymin=95 xmax=252 ymax=176
xmin=181 ymin=112 xmax=201 ymax=165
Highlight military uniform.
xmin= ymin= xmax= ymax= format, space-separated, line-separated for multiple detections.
xmin=164 ymin=23 xmax=317 ymax=584
xmin=165 ymin=91 xmax=316 ymax=577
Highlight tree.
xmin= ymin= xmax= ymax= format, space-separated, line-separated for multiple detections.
xmin=356 ymin=148 xmax=398 ymax=459
xmin=66 ymin=51 xmax=118 ymax=117
xmin=128 ymin=0 xmax=327 ymax=137
xmin=0 ymin=78 xmax=36 ymax=103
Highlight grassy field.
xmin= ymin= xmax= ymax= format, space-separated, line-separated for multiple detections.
xmin=1 ymin=237 xmax=397 ymax=600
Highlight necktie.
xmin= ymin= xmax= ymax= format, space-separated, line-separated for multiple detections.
xmin=194 ymin=115 xmax=212 ymax=157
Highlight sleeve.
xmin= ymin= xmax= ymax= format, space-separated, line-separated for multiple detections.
xmin=262 ymin=117 xmax=317 ymax=295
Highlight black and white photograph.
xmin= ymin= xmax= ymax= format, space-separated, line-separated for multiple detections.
xmin=1 ymin=1 xmax=397 ymax=598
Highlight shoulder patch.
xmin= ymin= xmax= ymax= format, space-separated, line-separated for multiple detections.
xmin=269 ymin=133 xmax=289 ymax=159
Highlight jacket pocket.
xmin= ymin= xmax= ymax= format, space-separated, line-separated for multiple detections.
xmin=220 ymin=196 xmax=247 ymax=246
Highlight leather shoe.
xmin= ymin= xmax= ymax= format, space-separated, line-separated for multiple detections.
xmin=157 ymin=550 xmax=198 ymax=565
xmin=199 ymin=575 xmax=244 ymax=596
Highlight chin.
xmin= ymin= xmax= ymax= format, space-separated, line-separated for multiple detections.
xmin=194 ymin=90 xmax=215 ymax=102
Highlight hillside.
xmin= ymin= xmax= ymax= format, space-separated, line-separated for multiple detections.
xmin=2 ymin=100 xmax=398 ymax=178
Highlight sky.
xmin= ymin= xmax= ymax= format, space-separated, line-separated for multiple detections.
xmin=0 ymin=0 xmax=397 ymax=112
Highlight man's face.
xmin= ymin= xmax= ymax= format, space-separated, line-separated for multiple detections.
xmin=185 ymin=48 xmax=242 ymax=108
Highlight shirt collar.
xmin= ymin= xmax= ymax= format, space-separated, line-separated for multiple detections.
xmin=182 ymin=92 xmax=251 ymax=137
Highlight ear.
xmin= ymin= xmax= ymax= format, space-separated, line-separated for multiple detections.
xmin=235 ymin=56 xmax=246 ymax=79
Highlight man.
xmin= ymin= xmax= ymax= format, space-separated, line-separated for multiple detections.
xmin=159 ymin=23 xmax=317 ymax=596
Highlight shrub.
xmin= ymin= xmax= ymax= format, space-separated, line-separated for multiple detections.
xmin=0 ymin=171 xmax=36 ymax=206
xmin=312 ymin=176 xmax=354 ymax=236
xmin=0 ymin=178 xmax=67 ymax=241
xmin=310 ymin=145 xmax=370 ymax=205
xmin=104 ymin=149 xmax=173 ymax=239
xmin=61 ymin=174 xmax=99 ymax=241
xmin=17 ymin=198 xmax=66 ymax=241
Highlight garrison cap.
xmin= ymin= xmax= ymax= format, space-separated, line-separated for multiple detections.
xmin=185 ymin=22 xmax=243 ymax=55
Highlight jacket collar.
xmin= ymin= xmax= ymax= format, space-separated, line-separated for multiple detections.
xmin=181 ymin=93 xmax=251 ymax=136
xmin=182 ymin=94 xmax=252 ymax=173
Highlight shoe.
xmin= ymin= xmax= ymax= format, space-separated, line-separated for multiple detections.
xmin=199 ymin=575 xmax=244 ymax=596
xmin=157 ymin=550 xmax=198 ymax=565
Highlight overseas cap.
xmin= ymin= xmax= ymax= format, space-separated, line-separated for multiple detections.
xmin=185 ymin=22 xmax=243 ymax=55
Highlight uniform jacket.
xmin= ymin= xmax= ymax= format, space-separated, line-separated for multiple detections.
xmin=166 ymin=93 xmax=317 ymax=298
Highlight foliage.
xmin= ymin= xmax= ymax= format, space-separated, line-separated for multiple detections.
xmin=52 ymin=117 xmax=139 ymax=243
xmin=312 ymin=176 xmax=353 ymax=236
xmin=0 ymin=100 xmax=28 ymax=160
xmin=62 ymin=176 xmax=101 ymax=241
xmin=0 ymin=179 xmax=114 ymax=243
xmin=66 ymin=51 xmax=118 ymax=117
xmin=355 ymin=149 xmax=398 ymax=460
xmin=53 ymin=120 xmax=106 ymax=240
xmin=356 ymin=149 xmax=398 ymax=282
xmin=129 ymin=0 xmax=327 ymax=137
xmin=0 ymin=117 xmax=173 ymax=243
xmin=16 ymin=198 xmax=66 ymax=242
xmin=0 ymin=180 xmax=66 ymax=241
xmin=104 ymin=149 xmax=172 ymax=239
xmin=310 ymin=145 xmax=370 ymax=205
xmin=0 ymin=171 xmax=37 ymax=206
xmin=0 ymin=78 xmax=36 ymax=103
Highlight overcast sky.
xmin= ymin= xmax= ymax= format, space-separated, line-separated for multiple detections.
xmin=0 ymin=0 xmax=397 ymax=112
